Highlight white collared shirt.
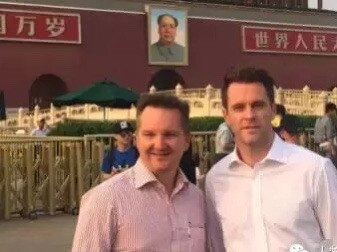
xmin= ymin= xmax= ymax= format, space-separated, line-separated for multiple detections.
xmin=30 ymin=127 xmax=49 ymax=136
xmin=72 ymin=160 xmax=206 ymax=252
xmin=206 ymin=135 xmax=337 ymax=252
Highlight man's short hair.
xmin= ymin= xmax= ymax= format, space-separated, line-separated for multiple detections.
xmin=136 ymin=94 xmax=189 ymax=133
xmin=281 ymin=115 xmax=300 ymax=135
xmin=222 ymin=67 xmax=275 ymax=108
xmin=157 ymin=14 xmax=178 ymax=27
xmin=325 ymin=102 xmax=336 ymax=114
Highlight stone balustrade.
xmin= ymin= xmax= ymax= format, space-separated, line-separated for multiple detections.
xmin=1 ymin=84 xmax=334 ymax=132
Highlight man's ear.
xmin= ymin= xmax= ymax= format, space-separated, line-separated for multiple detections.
xmin=222 ymin=106 xmax=228 ymax=121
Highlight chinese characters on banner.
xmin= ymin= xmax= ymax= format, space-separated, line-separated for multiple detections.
xmin=242 ymin=25 xmax=337 ymax=56
xmin=0 ymin=9 xmax=81 ymax=44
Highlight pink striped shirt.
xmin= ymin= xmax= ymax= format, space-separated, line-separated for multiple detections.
xmin=72 ymin=160 xmax=206 ymax=252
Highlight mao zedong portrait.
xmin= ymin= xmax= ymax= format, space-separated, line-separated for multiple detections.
xmin=150 ymin=14 xmax=186 ymax=64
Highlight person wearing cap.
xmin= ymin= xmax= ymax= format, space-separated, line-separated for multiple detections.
xmin=101 ymin=121 xmax=138 ymax=180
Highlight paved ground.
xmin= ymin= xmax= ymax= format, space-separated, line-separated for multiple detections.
xmin=0 ymin=214 xmax=78 ymax=252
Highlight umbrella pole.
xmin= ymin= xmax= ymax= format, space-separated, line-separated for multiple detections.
xmin=103 ymin=107 xmax=106 ymax=121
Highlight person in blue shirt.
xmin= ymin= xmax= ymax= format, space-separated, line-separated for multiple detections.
xmin=101 ymin=121 xmax=138 ymax=180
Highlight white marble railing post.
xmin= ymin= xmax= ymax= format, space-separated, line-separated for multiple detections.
xmin=175 ymin=83 xmax=183 ymax=97
xmin=275 ymin=86 xmax=284 ymax=105
xmin=66 ymin=106 xmax=71 ymax=118
xmin=18 ymin=107 xmax=24 ymax=127
xmin=50 ymin=103 xmax=55 ymax=124
xmin=29 ymin=115 xmax=34 ymax=128
xmin=331 ymin=87 xmax=337 ymax=105
xmin=302 ymin=85 xmax=310 ymax=110
xmin=129 ymin=104 xmax=136 ymax=119
xmin=205 ymin=84 xmax=213 ymax=116
xmin=149 ymin=85 xmax=156 ymax=94
xmin=84 ymin=104 xmax=90 ymax=119
xmin=34 ymin=105 xmax=40 ymax=125
xmin=318 ymin=91 xmax=328 ymax=116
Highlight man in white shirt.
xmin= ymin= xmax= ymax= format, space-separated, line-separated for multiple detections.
xmin=31 ymin=118 xmax=49 ymax=136
xmin=205 ymin=67 xmax=337 ymax=252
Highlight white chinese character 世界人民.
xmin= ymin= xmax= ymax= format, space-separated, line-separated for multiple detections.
xmin=275 ymin=32 xmax=289 ymax=49
xmin=313 ymin=35 xmax=327 ymax=51
xmin=46 ymin=17 xmax=65 ymax=37
xmin=295 ymin=33 xmax=308 ymax=50
xmin=0 ymin=14 xmax=6 ymax=35
xmin=255 ymin=31 xmax=269 ymax=48
xmin=16 ymin=16 xmax=36 ymax=36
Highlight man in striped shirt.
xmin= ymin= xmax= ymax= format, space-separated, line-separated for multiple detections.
xmin=72 ymin=94 xmax=206 ymax=252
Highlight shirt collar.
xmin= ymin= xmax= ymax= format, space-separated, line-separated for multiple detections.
xmin=263 ymin=134 xmax=288 ymax=164
xmin=133 ymin=159 xmax=189 ymax=190
xmin=133 ymin=159 xmax=157 ymax=189
xmin=173 ymin=170 xmax=189 ymax=195
xmin=227 ymin=134 xmax=288 ymax=169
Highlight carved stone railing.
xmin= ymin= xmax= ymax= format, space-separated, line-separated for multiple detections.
xmin=1 ymin=84 xmax=334 ymax=133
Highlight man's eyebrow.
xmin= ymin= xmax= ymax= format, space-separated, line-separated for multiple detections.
xmin=251 ymin=100 xmax=267 ymax=106
xmin=231 ymin=102 xmax=245 ymax=108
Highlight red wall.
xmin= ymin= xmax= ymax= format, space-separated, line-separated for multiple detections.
xmin=1 ymin=4 xmax=337 ymax=107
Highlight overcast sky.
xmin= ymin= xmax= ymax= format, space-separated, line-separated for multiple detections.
xmin=308 ymin=0 xmax=337 ymax=10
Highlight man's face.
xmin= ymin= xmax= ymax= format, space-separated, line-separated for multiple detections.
xmin=115 ymin=131 xmax=133 ymax=146
xmin=158 ymin=15 xmax=177 ymax=45
xmin=223 ymin=82 xmax=275 ymax=148
xmin=136 ymin=106 xmax=190 ymax=174
xmin=38 ymin=121 xmax=45 ymax=129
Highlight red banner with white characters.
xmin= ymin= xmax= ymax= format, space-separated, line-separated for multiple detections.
xmin=242 ymin=25 xmax=337 ymax=56
xmin=0 ymin=9 xmax=81 ymax=44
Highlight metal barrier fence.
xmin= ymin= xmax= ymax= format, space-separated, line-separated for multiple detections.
xmin=0 ymin=130 xmax=316 ymax=220
xmin=0 ymin=136 xmax=105 ymax=220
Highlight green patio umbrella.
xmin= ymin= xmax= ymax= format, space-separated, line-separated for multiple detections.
xmin=52 ymin=80 xmax=139 ymax=108
xmin=0 ymin=90 xmax=6 ymax=121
